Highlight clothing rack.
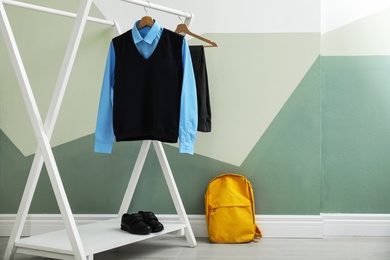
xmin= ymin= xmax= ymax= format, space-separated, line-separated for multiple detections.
xmin=1 ymin=0 xmax=196 ymax=259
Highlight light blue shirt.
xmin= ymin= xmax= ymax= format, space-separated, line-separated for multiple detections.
xmin=94 ymin=20 xmax=197 ymax=154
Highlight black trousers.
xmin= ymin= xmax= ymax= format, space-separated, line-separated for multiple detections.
xmin=189 ymin=45 xmax=212 ymax=132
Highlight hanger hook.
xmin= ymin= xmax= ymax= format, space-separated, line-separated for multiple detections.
xmin=177 ymin=15 xmax=183 ymax=24
xmin=143 ymin=1 xmax=151 ymax=16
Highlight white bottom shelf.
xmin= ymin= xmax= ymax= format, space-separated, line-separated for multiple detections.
xmin=15 ymin=218 xmax=187 ymax=259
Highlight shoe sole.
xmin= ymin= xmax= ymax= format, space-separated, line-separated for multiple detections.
xmin=151 ymin=227 xmax=164 ymax=233
xmin=121 ymin=225 xmax=151 ymax=235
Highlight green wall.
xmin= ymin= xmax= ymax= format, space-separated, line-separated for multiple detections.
xmin=3 ymin=54 xmax=390 ymax=215
xmin=0 ymin=57 xmax=321 ymax=214
xmin=1 ymin=1 xmax=389 ymax=215
xmin=321 ymin=56 xmax=390 ymax=213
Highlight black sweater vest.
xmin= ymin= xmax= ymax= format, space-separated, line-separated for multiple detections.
xmin=112 ymin=29 xmax=184 ymax=143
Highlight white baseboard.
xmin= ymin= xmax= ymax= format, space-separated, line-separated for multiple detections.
xmin=1 ymin=214 xmax=389 ymax=238
xmin=257 ymin=215 xmax=324 ymax=238
xmin=321 ymin=213 xmax=390 ymax=237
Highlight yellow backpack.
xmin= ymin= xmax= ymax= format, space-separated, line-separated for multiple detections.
xmin=205 ymin=173 xmax=262 ymax=243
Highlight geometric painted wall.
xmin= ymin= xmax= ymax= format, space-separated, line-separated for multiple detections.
xmin=1 ymin=0 xmax=389 ymax=216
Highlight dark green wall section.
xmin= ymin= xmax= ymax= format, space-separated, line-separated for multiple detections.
xmin=0 ymin=129 xmax=34 ymax=213
xmin=321 ymin=56 xmax=390 ymax=213
xmin=2 ymin=56 xmax=390 ymax=215
xmin=0 ymin=130 xmax=239 ymax=214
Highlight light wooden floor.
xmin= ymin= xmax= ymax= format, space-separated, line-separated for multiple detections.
xmin=1 ymin=236 xmax=390 ymax=259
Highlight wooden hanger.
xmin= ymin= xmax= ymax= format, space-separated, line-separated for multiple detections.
xmin=137 ymin=3 xmax=154 ymax=29
xmin=175 ymin=23 xmax=218 ymax=47
xmin=137 ymin=15 xmax=154 ymax=29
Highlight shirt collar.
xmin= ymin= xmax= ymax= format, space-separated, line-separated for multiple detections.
xmin=132 ymin=20 xmax=162 ymax=44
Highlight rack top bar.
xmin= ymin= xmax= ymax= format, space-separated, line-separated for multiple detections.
xmin=121 ymin=0 xmax=192 ymax=18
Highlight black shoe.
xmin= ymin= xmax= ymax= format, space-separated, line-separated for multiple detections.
xmin=138 ymin=211 xmax=164 ymax=232
xmin=121 ymin=213 xmax=152 ymax=235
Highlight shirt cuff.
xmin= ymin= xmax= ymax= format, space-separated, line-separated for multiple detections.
xmin=94 ymin=142 xmax=113 ymax=154
xmin=179 ymin=142 xmax=194 ymax=155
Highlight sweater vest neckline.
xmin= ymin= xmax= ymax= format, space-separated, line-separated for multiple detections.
xmin=129 ymin=28 xmax=166 ymax=61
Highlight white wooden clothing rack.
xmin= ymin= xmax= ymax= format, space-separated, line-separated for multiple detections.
xmin=0 ymin=0 xmax=196 ymax=259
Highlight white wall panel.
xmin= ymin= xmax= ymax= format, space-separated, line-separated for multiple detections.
xmin=93 ymin=0 xmax=320 ymax=33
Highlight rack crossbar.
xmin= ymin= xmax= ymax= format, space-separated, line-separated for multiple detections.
xmin=3 ymin=0 xmax=115 ymax=26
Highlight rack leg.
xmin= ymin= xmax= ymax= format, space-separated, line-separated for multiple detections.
xmin=118 ymin=140 xmax=152 ymax=215
xmin=2 ymin=153 xmax=44 ymax=260
xmin=153 ymin=141 xmax=197 ymax=247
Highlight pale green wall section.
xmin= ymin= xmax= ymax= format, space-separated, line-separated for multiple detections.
xmin=0 ymin=1 xmax=115 ymax=156
xmin=322 ymin=7 xmax=390 ymax=56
